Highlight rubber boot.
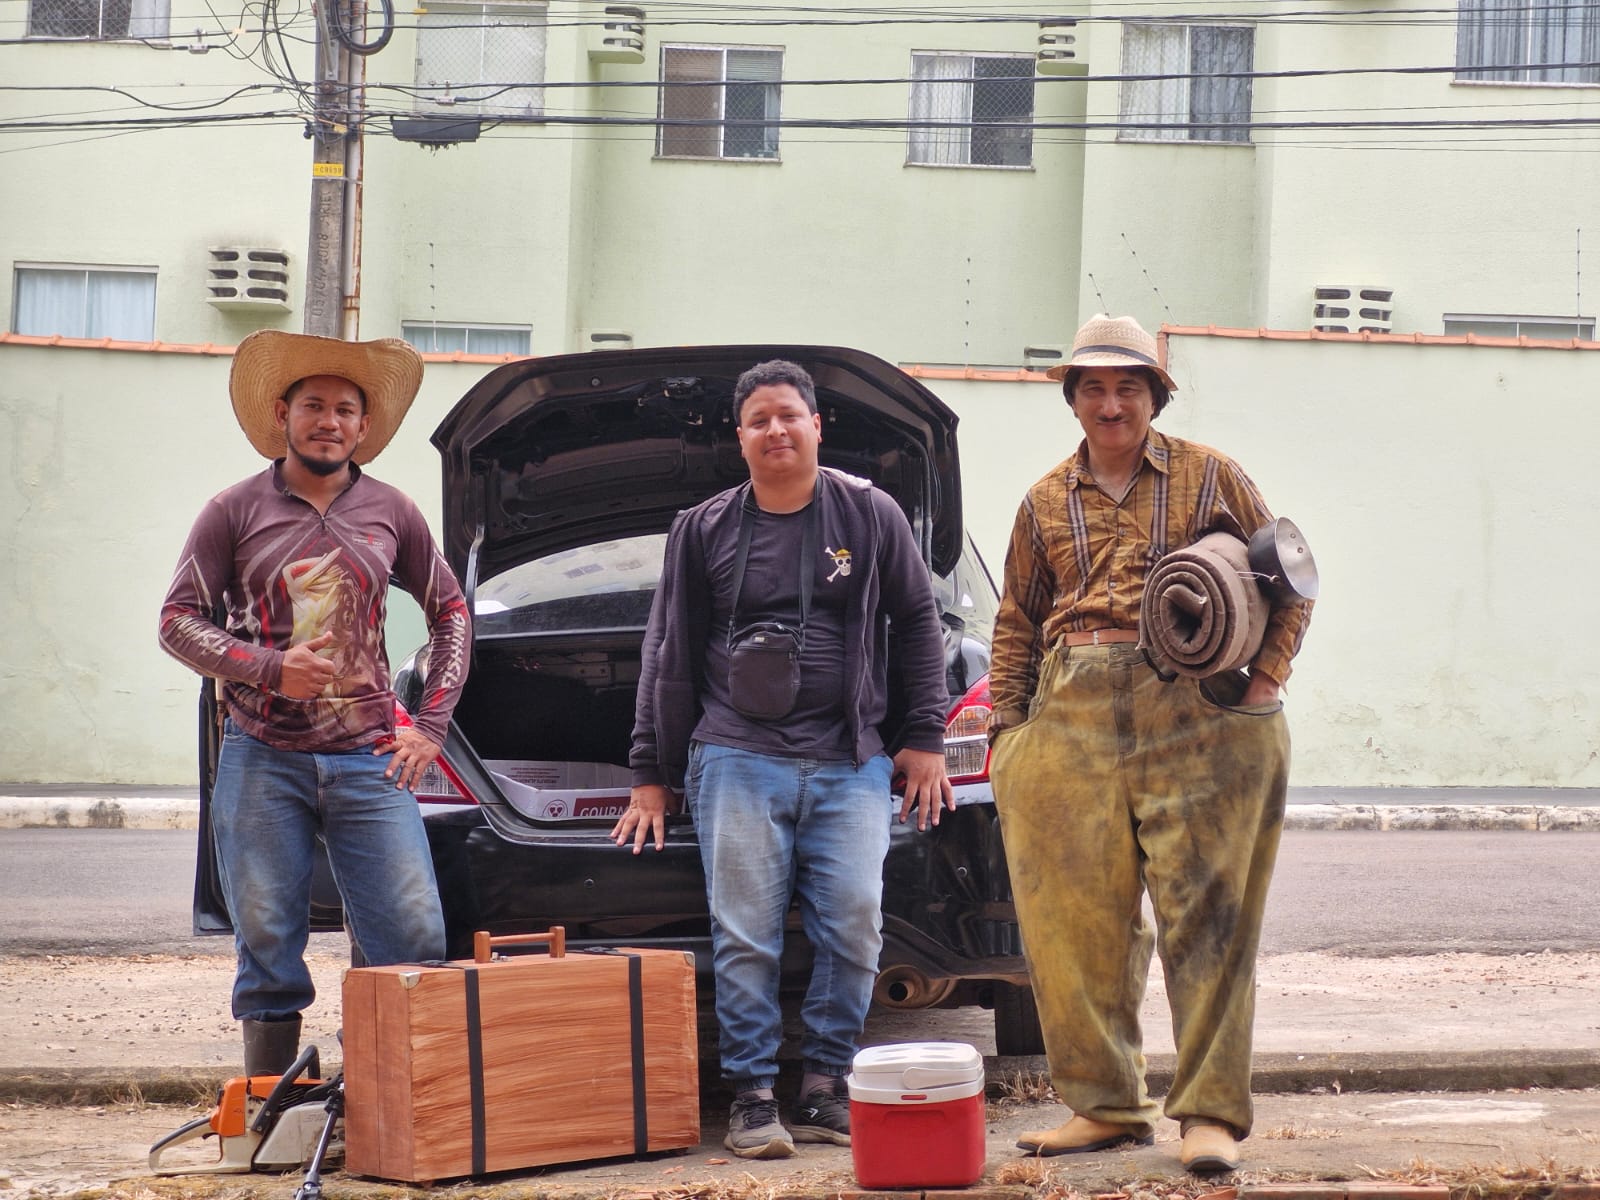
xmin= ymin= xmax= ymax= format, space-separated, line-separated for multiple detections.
xmin=242 ymin=1015 xmax=302 ymax=1077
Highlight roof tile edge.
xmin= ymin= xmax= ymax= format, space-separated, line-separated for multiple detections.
xmin=1160 ymin=324 xmax=1599 ymax=351
xmin=0 ymin=334 xmax=531 ymax=363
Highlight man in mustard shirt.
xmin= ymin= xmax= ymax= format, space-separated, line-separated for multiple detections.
xmin=988 ymin=315 xmax=1312 ymax=1174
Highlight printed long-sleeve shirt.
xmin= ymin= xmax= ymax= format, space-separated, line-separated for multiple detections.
xmin=989 ymin=430 xmax=1312 ymax=734
xmin=159 ymin=462 xmax=471 ymax=752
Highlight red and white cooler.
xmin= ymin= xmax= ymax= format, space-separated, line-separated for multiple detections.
xmin=847 ymin=1041 xmax=987 ymax=1189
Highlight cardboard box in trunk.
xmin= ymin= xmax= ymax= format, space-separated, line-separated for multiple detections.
xmin=342 ymin=935 xmax=699 ymax=1182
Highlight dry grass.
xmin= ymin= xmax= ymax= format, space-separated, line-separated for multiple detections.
xmin=1259 ymin=1123 xmax=1342 ymax=1141
xmin=66 ymin=1157 xmax=1600 ymax=1200
xmin=991 ymin=1069 xmax=1058 ymax=1107
xmin=107 ymin=1082 xmax=148 ymax=1111
xmin=648 ymin=1166 xmax=852 ymax=1200
xmin=1353 ymin=1155 xmax=1600 ymax=1198
xmin=994 ymin=1157 xmax=1059 ymax=1187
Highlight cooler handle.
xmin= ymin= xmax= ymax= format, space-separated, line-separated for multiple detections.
xmin=473 ymin=927 xmax=566 ymax=962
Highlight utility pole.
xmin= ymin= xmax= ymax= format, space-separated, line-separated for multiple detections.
xmin=303 ymin=0 xmax=364 ymax=339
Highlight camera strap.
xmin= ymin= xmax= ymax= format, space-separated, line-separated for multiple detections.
xmin=728 ymin=478 xmax=821 ymax=648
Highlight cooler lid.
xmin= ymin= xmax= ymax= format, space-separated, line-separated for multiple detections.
xmin=850 ymin=1041 xmax=984 ymax=1090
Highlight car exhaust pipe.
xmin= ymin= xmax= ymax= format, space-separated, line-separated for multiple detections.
xmin=873 ymin=965 xmax=955 ymax=1010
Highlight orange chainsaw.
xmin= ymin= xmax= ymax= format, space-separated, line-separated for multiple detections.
xmin=149 ymin=1045 xmax=342 ymax=1176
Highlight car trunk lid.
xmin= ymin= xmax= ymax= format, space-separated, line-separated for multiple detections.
xmin=430 ymin=344 xmax=963 ymax=603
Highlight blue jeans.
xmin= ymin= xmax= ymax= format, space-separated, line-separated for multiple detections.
xmin=211 ymin=721 xmax=445 ymax=1020
xmin=686 ymin=741 xmax=893 ymax=1090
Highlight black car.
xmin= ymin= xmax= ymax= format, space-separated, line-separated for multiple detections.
xmin=195 ymin=344 xmax=1043 ymax=1054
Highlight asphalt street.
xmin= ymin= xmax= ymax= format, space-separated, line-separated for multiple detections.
xmin=3 ymin=826 xmax=1598 ymax=957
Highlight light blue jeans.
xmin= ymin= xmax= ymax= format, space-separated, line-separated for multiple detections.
xmin=686 ymin=740 xmax=893 ymax=1090
xmin=211 ymin=720 xmax=445 ymax=1020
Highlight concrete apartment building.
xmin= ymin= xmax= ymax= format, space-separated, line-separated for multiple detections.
xmin=2 ymin=0 xmax=1598 ymax=787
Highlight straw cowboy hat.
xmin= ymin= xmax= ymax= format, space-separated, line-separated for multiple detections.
xmin=1045 ymin=314 xmax=1179 ymax=393
xmin=229 ymin=330 xmax=424 ymax=465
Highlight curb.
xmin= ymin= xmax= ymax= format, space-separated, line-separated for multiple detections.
xmin=1285 ymin=804 xmax=1600 ymax=832
xmin=7 ymin=1050 xmax=1600 ymax=1107
xmin=1 ymin=795 xmax=198 ymax=831
xmin=5 ymin=796 xmax=1600 ymax=833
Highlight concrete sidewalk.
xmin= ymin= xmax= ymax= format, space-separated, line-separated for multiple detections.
xmin=5 ymin=784 xmax=1600 ymax=831
xmin=4 ymin=921 xmax=1599 ymax=1195
xmin=3 ymin=787 xmax=1597 ymax=1193
xmin=2 ymin=943 xmax=1598 ymax=1195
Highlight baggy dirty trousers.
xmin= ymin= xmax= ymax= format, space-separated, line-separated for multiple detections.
xmin=990 ymin=642 xmax=1289 ymax=1138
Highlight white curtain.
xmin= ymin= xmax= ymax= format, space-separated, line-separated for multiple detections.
xmin=402 ymin=323 xmax=530 ymax=354
xmin=910 ymin=54 xmax=972 ymax=165
xmin=126 ymin=0 xmax=170 ymax=40
xmin=465 ymin=326 xmax=530 ymax=355
xmin=14 ymin=268 xmax=154 ymax=340
xmin=1190 ymin=25 xmax=1252 ymax=142
xmin=1119 ymin=24 xmax=1186 ymax=141
xmin=13 ymin=269 xmax=82 ymax=337
xmin=1457 ymin=0 xmax=1534 ymax=79
xmin=403 ymin=323 xmax=467 ymax=353
xmin=1529 ymin=1 xmax=1600 ymax=82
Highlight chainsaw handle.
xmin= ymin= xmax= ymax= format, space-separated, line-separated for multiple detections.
xmin=473 ymin=927 xmax=566 ymax=962
xmin=251 ymin=1043 xmax=323 ymax=1134
xmin=148 ymin=1114 xmax=216 ymax=1173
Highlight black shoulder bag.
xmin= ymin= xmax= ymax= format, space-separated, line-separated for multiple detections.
xmin=724 ymin=483 xmax=820 ymax=721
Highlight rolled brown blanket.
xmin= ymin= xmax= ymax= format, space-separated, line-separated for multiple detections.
xmin=1139 ymin=532 xmax=1269 ymax=678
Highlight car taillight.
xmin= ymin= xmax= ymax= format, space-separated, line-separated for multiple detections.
xmin=393 ymin=700 xmax=478 ymax=805
xmin=943 ymin=677 xmax=993 ymax=783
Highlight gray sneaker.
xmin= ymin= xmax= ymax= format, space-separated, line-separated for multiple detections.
xmin=790 ymin=1077 xmax=851 ymax=1145
xmin=724 ymin=1095 xmax=796 ymax=1159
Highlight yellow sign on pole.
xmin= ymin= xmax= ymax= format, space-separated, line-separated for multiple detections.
xmin=312 ymin=162 xmax=345 ymax=179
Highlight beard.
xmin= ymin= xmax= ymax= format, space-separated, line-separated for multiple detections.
xmin=289 ymin=442 xmax=353 ymax=477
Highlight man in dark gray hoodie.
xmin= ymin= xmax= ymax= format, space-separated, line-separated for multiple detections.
xmin=613 ymin=359 xmax=952 ymax=1160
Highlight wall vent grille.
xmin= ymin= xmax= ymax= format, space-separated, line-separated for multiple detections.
xmin=1313 ymin=284 xmax=1394 ymax=333
xmin=208 ymin=247 xmax=291 ymax=310
xmin=588 ymin=5 xmax=644 ymax=63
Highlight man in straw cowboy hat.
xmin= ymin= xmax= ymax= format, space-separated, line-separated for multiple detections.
xmin=159 ymin=330 xmax=470 ymax=1076
xmin=988 ymin=315 xmax=1312 ymax=1173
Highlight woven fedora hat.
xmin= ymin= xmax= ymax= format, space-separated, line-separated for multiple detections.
xmin=1045 ymin=314 xmax=1178 ymax=392
xmin=230 ymin=330 xmax=424 ymax=465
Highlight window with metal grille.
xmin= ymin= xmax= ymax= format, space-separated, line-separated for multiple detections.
xmin=414 ymin=2 xmax=547 ymax=117
xmin=27 ymin=0 xmax=168 ymax=39
xmin=1443 ymin=313 xmax=1596 ymax=340
xmin=1120 ymin=22 xmax=1254 ymax=143
xmin=657 ymin=45 xmax=782 ymax=160
xmin=1456 ymin=1 xmax=1600 ymax=84
xmin=401 ymin=321 xmax=531 ymax=355
xmin=13 ymin=265 xmax=156 ymax=340
xmin=908 ymin=52 xmax=1035 ymax=167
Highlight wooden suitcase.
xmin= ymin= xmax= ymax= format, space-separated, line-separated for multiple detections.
xmin=342 ymin=929 xmax=700 ymax=1182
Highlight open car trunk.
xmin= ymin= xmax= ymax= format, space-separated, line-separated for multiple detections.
xmin=431 ymin=344 xmax=964 ymax=603
xmin=449 ymin=632 xmax=641 ymax=821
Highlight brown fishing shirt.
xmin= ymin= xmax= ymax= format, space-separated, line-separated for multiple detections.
xmin=989 ymin=430 xmax=1312 ymax=735
xmin=159 ymin=462 xmax=470 ymax=752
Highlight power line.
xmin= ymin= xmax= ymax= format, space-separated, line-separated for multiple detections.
xmin=9 ymin=52 xmax=1600 ymax=105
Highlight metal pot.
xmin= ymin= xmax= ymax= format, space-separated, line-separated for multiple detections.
xmin=1246 ymin=517 xmax=1319 ymax=601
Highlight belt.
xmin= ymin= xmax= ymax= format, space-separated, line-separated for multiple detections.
xmin=1060 ymin=628 xmax=1140 ymax=647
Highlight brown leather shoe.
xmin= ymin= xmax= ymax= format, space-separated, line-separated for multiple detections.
xmin=1180 ymin=1122 xmax=1241 ymax=1173
xmin=1016 ymin=1114 xmax=1154 ymax=1157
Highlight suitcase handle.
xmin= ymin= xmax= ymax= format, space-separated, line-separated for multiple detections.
xmin=473 ymin=927 xmax=566 ymax=963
